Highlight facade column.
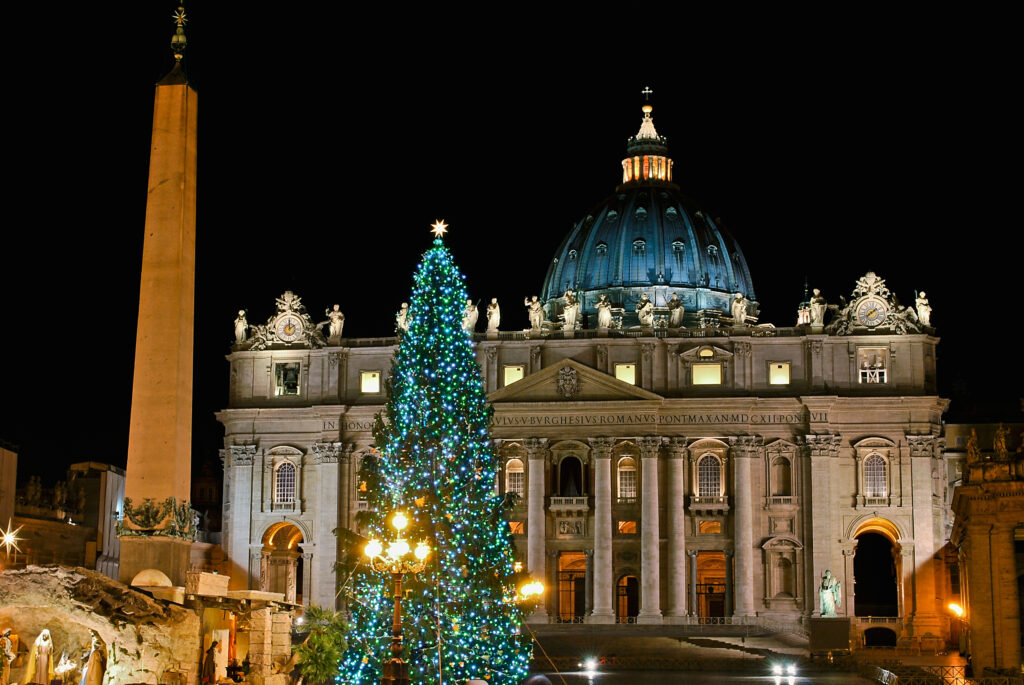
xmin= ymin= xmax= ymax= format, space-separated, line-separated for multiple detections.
xmin=907 ymin=435 xmax=942 ymax=636
xmin=285 ymin=554 xmax=298 ymax=603
xmin=724 ymin=550 xmax=734 ymax=618
xmin=547 ymin=550 xmax=560 ymax=619
xmin=637 ymin=436 xmax=663 ymax=624
xmin=301 ymin=552 xmax=313 ymax=606
xmin=524 ymin=437 xmax=548 ymax=621
xmin=688 ymin=550 xmax=698 ymax=617
xmin=805 ymin=434 xmax=840 ymax=616
xmin=665 ymin=438 xmax=688 ymax=621
xmin=259 ymin=550 xmax=271 ymax=592
xmin=584 ymin=549 xmax=594 ymax=617
xmin=588 ymin=438 xmax=615 ymax=623
xmin=731 ymin=436 xmax=762 ymax=616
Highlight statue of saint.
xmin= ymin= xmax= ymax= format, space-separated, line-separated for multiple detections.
xmin=994 ymin=423 xmax=1010 ymax=461
xmin=635 ymin=293 xmax=654 ymax=327
xmin=462 ymin=299 xmax=479 ymax=333
xmin=819 ymin=570 xmax=842 ymax=617
xmin=595 ymin=294 xmax=613 ymax=329
xmin=395 ymin=303 xmax=409 ymax=334
xmin=667 ymin=293 xmax=685 ymax=328
xmin=731 ymin=292 xmax=747 ymax=325
xmin=966 ymin=429 xmax=981 ymax=465
xmin=325 ymin=305 xmax=345 ymax=338
xmin=486 ymin=298 xmax=500 ymax=332
xmin=233 ymin=310 xmax=248 ymax=344
xmin=562 ymin=289 xmax=580 ymax=330
xmin=915 ymin=291 xmax=932 ymax=327
xmin=809 ymin=288 xmax=827 ymax=325
xmin=524 ymin=296 xmax=544 ymax=331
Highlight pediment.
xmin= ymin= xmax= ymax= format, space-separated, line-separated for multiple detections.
xmin=488 ymin=358 xmax=662 ymax=403
xmin=762 ymin=535 xmax=804 ymax=550
xmin=677 ymin=344 xmax=734 ymax=362
xmin=853 ymin=436 xmax=896 ymax=449
xmin=765 ymin=438 xmax=799 ymax=454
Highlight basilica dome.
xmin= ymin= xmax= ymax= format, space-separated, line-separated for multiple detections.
xmin=541 ymin=104 xmax=756 ymax=326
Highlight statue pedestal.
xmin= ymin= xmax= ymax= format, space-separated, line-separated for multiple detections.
xmin=486 ymin=331 xmax=498 ymax=340
xmin=327 ymin=335 xmax=342 ymax=346
xmin=119 ymin=536 xmax=192 ymax=587
xmin=562 ymin=328 xmax=575 ymax=338
xmin=809 ymin=617 xmax=851 ymax=656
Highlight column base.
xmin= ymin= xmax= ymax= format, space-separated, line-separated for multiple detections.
xmin=587 ymin=612 xmax=616 ymax=624
xmin=663 ymin=614 xmax=688 ymax=624
xmin=118 ymin=536 xmax=192 ymax=587
xmin=636 ymin=613 xmax=663 ymax=625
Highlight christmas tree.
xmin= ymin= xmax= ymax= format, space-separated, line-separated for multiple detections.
xmin=339 ymin=222 xmax=532 ymax=684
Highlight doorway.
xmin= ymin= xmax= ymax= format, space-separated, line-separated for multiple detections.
xmin=558 ymin=551 xmax=586 ymax=623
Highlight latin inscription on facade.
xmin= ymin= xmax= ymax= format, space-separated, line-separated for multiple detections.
xmin=490 ymin=411 xmax=828 ymax=427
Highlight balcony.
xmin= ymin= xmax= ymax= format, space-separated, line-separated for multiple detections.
xmin=688 ymin=495 xmax=729 ymax=514
xmin=549 ymin=496 xmax=589 ymax=513
xmin=764 ymin=496 xmax=797 ymax=509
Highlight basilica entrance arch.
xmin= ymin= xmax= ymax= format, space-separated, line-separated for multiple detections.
xmin=852 ymin=519 xmax=901 ymax=619
xmin=260 ymin=522 xmax=306 ymax=604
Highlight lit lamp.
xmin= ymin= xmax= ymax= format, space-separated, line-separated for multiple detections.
xmin=364 ymin=512 xmax=431 ymax=685
xmin=518 ymin=579 xmax=545 ymax=602
xmin=948 ymin=602 xmax=968 ymax=656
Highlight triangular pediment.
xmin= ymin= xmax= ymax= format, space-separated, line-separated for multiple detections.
xmin=488 ymin=358 xmax=662 ymax=403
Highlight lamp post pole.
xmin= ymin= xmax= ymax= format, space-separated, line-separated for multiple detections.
xmin=382 ymin=571 xmax=409 ymax=685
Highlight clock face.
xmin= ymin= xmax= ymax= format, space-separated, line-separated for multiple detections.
xmin=275 ymin=314 xmax=304 ymax=342
xmin=856 ymin=297 xmax=888 ymax=328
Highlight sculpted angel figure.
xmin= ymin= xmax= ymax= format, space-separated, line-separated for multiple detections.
xmin=635 ymin=293 xmax=654 ymax=327
xmin=233 ymin=310 xmax=248 ymax=344
xmin=915 ymin=291 xmax=931 ymax=326
xmin=819 ymin=570 xmax=842 ymax=617
xmin=462 ymin=298 xmax=479 ymax=332
xmin=562 ymin=289 xmax=580 ymax=330
xmin=486 ymin=298 xmax=500 ymax=332
xmin=731 ymin=292 xmax=748 ymax=325
xmin=667 ymin=292 xmax=685 ymax=328
xmin=325 ymin=305 xmax=345 ymax=338
xmin=595 ymin=294 xmax=613 ymax=329
xmin=524 ymin=296 xmax=544 ymax=331
xmin=395 ymin=302 xmax=409 ymax=334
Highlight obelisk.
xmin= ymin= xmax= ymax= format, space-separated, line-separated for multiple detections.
xmin=119 ymin=6 xmax=197 ymax=587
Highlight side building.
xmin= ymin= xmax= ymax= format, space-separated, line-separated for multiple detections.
xmin=218 ymin=105 xmax=954 ymax=649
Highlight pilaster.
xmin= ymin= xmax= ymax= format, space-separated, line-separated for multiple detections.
xmin=637 ymin=435 xmax=663 ymax=623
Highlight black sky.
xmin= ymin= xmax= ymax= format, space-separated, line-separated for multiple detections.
xmin=2 ymin=5 xmax=1019 ymax=482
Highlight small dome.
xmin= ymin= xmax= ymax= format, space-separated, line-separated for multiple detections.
xmin=541 ymin=102 xmax=756 ymax=323
xmin=130 ymin=568 xmax=173 ymax=587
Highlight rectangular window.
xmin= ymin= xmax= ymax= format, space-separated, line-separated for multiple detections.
xmin=857 ymin=347 xmax=888 ymax=384
xmin=614 ymin=363 xmax=636 ymax=385
xmin=617 ymin=521 xmax=637 ymax=534
xmin=692 ymin=363 xmax=722 ymax=385
xmin=769 ymin=362 xmax=791 ymax=385
xmin=360 ymin=371 xmax=381 ymax=393
xmin=509 ymin=521 xmax=524 ymax=535
xmin=507 ymin=471 xmax=525 ymax=496
xmin=503 ymin=365 xmax=525 ymax=387
xmin=274 ymin=362 xmax=301 ymax=396
xmin=618 ymin=469 xmax=637 ymax=501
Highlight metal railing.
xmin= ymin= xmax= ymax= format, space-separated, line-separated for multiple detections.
xmin=549 ymin=496 xmax=588 ymax=508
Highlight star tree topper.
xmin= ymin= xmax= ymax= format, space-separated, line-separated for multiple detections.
xmin=430 ymin=219 xmax=448 ymax=239
xmin=1 ymin=518 xmax=23 ymax=557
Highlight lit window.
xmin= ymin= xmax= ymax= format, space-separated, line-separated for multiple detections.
xmin=360 ymin=371 xmax=381 ymax=393
xmin=697 ymin=455 xmax=721 ymax=497
xmin=698 ymin=520 xmax=722 ymax=534
xmin=614 ymin=363 xmax=636 ymax=385
xmin=769 ymin=362 xmax=791 ymax=385
xmin=505 ymin=458 xmax=525 ymax=496
xmin=617 ymin=457 xmax=637 ymax=501
xmin=274 ymin=362 xmax=301 ymax=396
xmin=698 ymin=347 xmax=714 ymax=358
xmin=864 ymin=454 xmax=887 ymax=498
xmin=503 ymin=365 xmax=525 ymax=386
xmin=858 ymin=348 xmax=888 ymax=384
xmin=274 ymin=462 xmax=295 ymax=504
xmin=509 ymin=521 xmax=524 ymax=535
xmin=617 ymin=521 xmax=637 ymax=534
xmin=692 ymin=363 xmax=722 ymax=385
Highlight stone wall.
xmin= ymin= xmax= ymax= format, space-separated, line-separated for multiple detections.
xmin=0 ymin=565 xmax=201 ymax=685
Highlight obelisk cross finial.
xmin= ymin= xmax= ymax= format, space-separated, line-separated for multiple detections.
xmin=641 ymin=86 xmax=653 ymax=102
xmin=171 ymin=6 xmax=188 ymax=62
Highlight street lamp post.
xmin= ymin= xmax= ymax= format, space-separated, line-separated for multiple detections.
xmin=364 ymin=512 xmax=430 ymax=685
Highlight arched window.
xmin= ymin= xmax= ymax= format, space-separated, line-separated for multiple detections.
xmin=617 ymin=457 xmax=637 ymax=502
xmin=274 ymin=461 xmax=296 ymax=504
xmin=505 ymin=458 xmax=524 ymax=497
xmin=864 ymin=454 xmax=887 ymax=498
xmin=771 ymin=457 xmax=792 ymax=496
xmin=697 ymin=455 xmax=721 ymax=497
xmin=559 ymin=457 xmax=583 ymax=497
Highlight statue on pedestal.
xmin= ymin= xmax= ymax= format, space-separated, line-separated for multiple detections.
xmin=809 ymin=289 xmax=827 ymax=325
xmin=635 ymin=294 xmax=654 ymax=327
xmin=524 ymin=296 xmax=544 ymax=331
xmin=915 ymin=291 xmax=932 ymax=326
xmin=966 ymin=429 xmax=981 ymax=466
xmin=819 ymin=570 xmax=842 ymax=617
xmin=325 ymin=305 xmax=345 ymax=338
xmin=667 ymin=293 xmax=685 ymax=328
xmin=994 ymin=423 xmax=1010 ymax=461
xmin=595 ymin=294 xmax=613 ymax=329
xmin=562 ymin=290 xmax=580 ymax=330
xmin=731 ymin=292 xmax=748 ymax=325
xmin=395 ymin=302 xmax=409 ymax=334
xmin=462 ymin=299 xmax=479 ymax=333
xmin=486 ymin=298 xmax=500 ymax=332
xmin=233 ymin=310 xmax=248 ymax=344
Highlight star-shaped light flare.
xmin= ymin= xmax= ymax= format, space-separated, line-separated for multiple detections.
xmin=1 ymin=518 xmax=23 ymax=557
xmin=430 ymin=219 xmax=449 ymax=238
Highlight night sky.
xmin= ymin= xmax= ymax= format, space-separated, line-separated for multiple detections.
xmin=2 ymin=5 xmax=1017 ymax=483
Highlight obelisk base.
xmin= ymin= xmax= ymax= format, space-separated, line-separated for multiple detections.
xmin=119 ymin=537 xmax=192 ymax=587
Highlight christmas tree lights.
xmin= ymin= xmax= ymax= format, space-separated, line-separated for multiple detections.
xmin=339 ymin=225 xmax=532 ymax=684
